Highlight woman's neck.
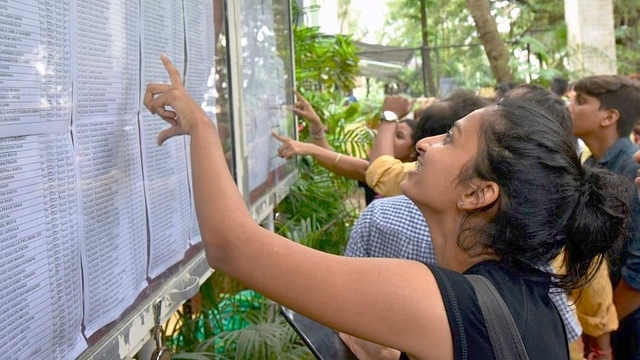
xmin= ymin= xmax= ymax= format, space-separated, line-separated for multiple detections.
xmin=422 ymin=210 xmax=497 ymax=273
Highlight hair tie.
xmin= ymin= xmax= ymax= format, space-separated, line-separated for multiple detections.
xmin=577 ymin=168 xmax=596 ymax=196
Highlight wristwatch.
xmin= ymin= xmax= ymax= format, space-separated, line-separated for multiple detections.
xmin=381 ymin=110 xmax=398 ymax=123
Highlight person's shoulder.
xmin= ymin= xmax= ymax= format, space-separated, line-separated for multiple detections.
xmin=369 ymin=195 xmax=419 ymax=215
xmin=361 ymin=196 xmax=425 ymax=233
xmin=615 ymin=141 xmax=640 ymax=175
xmin=619 ymin=137 xmax=640 ymax=158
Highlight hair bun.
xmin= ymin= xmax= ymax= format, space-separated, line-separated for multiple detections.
xmin=563 ymin=166 xmax=632 ymax=287
xmin=576 ymin=166 xmax=600 ymax=199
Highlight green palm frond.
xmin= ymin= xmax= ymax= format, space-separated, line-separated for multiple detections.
xmin=170 ymin=292 xmax=311 ymax=360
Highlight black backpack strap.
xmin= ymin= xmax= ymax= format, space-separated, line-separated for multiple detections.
xmin=465 ymin=274 xmax=530 ymax=360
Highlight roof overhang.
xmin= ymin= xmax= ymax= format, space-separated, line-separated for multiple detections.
xmin=354 ymin=40 xmax=416 ymax=79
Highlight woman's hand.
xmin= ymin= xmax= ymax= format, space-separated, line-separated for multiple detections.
xmin=381 ymin=95 xmax=415 ymax=119
xmin=293 ymin=89 xmax=323 ymax=126
xmin=143 ymin=54 xmax=209 ymax=145
xmin=338 ymin=332 xmax=401 ymax=360
xmin=272 ymin=132 xmax=311 ymax=159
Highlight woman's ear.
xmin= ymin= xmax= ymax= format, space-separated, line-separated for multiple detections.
xmin=460 ymin=180 xmax=499 ymax=210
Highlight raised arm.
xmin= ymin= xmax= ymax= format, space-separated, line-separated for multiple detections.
xmin=273 ymin=132 xmax=368 ymax=182
xmin=368 ymin=95 xmax=414 ymax=163
xmin=293 ymin=89 xmax=331 ymax=149
xmin=144 ymin=54 xmax=452 ymax=359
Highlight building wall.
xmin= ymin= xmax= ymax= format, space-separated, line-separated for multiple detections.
xmin=301 ymin=0 xmax=339 ymax=34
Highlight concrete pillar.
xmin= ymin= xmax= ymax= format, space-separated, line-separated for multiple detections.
xmin=564 ymin=0 xmax=617 ymax=75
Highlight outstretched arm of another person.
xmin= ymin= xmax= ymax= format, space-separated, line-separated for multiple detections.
xmin=144 ymin=54 xmax=453 ymax=360
xmin=293 ymin=89 xmax=331 ymax=149
xmin=273 ymin=132 xmax=368 ymax=182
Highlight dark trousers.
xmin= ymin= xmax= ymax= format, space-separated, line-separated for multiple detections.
xmin=613 ymin=307 xmax=640 ymax=360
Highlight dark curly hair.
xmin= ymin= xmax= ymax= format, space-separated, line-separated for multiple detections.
xmin=459 ymin=99 xmax=632 ymax=289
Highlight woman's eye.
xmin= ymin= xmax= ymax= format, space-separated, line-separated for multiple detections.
xmin=443 ymin=130 xmax=453 ymax=144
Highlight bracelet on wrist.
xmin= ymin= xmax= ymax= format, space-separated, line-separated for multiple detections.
xmin=587 ymin=347 xmax=612 ymax=360
xmin=310 ymin=126 xmax=326 ymax=140
xmin=309 ymin=126 xmax=326 ymax=135
xmin=334 ymin=153 xmax=342 ymax=166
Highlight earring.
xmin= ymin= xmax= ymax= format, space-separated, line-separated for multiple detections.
xmin=459 ymin=201 xmax=464 ymax=206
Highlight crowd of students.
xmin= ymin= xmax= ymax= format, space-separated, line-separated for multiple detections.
xmin=145 ymin=53 xmax=639 ymax=360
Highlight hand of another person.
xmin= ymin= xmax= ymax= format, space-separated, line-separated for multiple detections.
xmin=272 ymin=131 xmax=311 ymax=159
xmin=338 ymin=332 xmax=401 ymax=360
xmin=587 ymin=349 xmax=613 ymax=360
xmin=293 ymin=89 xmax=322 ymax=125
xmin=381 ymin=95 xmax=415 ymax=119
xmin=143 ymin=54 xmax=208 ymax=145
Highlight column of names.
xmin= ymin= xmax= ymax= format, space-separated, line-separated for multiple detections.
xmin=140 ymin=0 xmax=191 ymax=278
xmin=72 ymin=0 xmax=148 ymax=336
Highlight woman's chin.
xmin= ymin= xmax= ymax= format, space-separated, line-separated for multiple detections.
xmin=399 ymin=174 xmax=416 ymax=197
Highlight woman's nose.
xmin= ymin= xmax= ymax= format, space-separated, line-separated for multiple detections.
xmin=415 ymin=134 xmax=441 ymax=154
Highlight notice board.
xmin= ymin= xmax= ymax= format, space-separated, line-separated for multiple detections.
xmin=0 ymin=0 xmax=254 ymax=358
xmin=235 ymin=0 xmax=298 ymax=222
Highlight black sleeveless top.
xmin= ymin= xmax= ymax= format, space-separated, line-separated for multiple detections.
xmin=400 ymin=261 xmax=568 ymax=360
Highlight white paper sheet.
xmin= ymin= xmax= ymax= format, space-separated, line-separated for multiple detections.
xmin=240 ymin=0 xmax=290 ymax=193
xmin=140 ymin=0 xmax=191 ymax=278
xmin=183 ymin=0 xmax=216 ymax=245
xmin=0 ymin=0 xmax=71 ymax=137
xmin=0 ymin=1 xmax=87 ymax=359
xmin=71 ymin=0 xmax=148 ymax=336
xmin=0 ymin=133 xmax=86 ymax=359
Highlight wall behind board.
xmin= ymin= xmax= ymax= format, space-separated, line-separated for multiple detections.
xmin=0 ymin=0 xmax=254 ymax=358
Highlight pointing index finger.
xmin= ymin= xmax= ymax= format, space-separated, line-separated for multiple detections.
xmin=293 ymin=89 xmax=306 ymax=102
xmin=271 ymin=131 xmax=288 ymax=143
xmin=161 ymin=54 xmax=183 ymax=88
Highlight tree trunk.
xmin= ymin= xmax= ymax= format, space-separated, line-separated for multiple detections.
xmin=466 ymin=0 xmax=513 ymax=83
xmin=420 ymin=0 xmax=438 ymax=97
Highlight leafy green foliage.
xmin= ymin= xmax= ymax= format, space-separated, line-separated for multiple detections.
xmin=376 ymin=0 xmax=640 ymax=94
xmin=276 ymin=91 xmax=374 ymax=255
xmin=286 ymin=19 xmax=373 ymax=254
xmin=170 ymin=289 xmax=313 ymax=360
xmin=294 ymin=26 xmax=360 ymax=93
xmin=614 ymin=0 xmax=640 ymax=75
